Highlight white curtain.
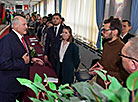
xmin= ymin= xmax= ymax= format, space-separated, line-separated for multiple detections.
xmin=40 ymin=0 xmax=44 ymax=17
xmin=61 ymin=0 xmax=98 ymax=44
xmin=34 ymin=5 xmax=37 ymax=12
xmin=37 ymin=3 xmax=39 ymax=14
xmin=47 ymin=0 xmax=55 ymax=15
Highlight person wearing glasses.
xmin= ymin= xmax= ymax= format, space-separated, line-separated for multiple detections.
xmin=120 ymin=20 xmax=135 ymax=44
xmin=89 ymin=16 xmax=128 ymax=88
xmin=120 ymin=37 xmax=138 ymax=74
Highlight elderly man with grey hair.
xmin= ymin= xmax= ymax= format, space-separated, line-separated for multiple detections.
xmin=0 ymin=16 xmax=44 ymax=102
xmin=120 ymin=37 xmax=138 ymax=74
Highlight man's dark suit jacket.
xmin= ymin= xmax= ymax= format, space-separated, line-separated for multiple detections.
xmin=0 ymin=30 xmax=30 ymax=93
xmin=44 ymin=24 xmax=64 ymax=70
xmin=120 ymin=33 xmax=135 ymax=44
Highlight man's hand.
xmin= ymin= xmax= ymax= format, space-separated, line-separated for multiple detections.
xmin=44 ymin=55 xmax=48 ymax=62
xmin=22 ymin=53 xmax=30 ymax=64
xmin=32 ymin=58 xmax=44 ymax=65
xmin=89 ymin=62 xmax=103 ymax=75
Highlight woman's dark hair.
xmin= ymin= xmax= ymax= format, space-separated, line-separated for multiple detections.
xmin=62 ymin=26 xmax=73 ymax=43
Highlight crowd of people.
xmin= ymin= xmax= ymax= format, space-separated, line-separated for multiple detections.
xmin=0 ymin=12 xmax=80 ymax=101
xmin=0 ymin=11 xmax=138 ymax=102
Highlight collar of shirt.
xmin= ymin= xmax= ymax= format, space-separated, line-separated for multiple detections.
xmin=12 ymin=29 xmax=23 ymax=43
xmin=120 ymin=33 xmax=128 ymax=39
xmin=59 ymin=40 xmax=70 ymax=62
xmin=54 ymin=24 xmax=61 ymax=36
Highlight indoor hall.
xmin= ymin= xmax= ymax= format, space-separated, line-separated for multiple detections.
xmin=0 ymin=0 xmax=138 ymax=102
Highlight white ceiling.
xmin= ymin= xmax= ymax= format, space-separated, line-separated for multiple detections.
xmin=1 ymin=0 xmax=42 ymax=6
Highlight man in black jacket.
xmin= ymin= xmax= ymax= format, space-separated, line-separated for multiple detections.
xmin=44 ymin=13 xmax=64 ymax=71
xmin=120 ymin=20 xmax=135 ymax=44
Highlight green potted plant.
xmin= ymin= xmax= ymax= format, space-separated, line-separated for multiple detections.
xmin=16 ymin=70 xmax=138 ymax=102
xmin=17 ymin=73 xmax=106 ymax=102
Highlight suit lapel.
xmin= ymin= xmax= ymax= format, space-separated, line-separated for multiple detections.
xmin=62 ymin=43 xmax=71 ymax=61
xmin=11 ymin=31 xmax=28 ymax=53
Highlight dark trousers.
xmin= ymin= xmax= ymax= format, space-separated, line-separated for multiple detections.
xmin=0 ymin=91 xmax=24 ymax=102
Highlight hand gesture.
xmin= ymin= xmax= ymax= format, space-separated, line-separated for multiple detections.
xmin=22 ymin=53 xmax=30 ymax=64
xmin=89 ymin=62 xmax=103 ymax=75
xmin=32 ymin=58 xmax=44 ymax=65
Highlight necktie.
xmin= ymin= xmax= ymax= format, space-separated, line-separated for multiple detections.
xmin=21 ymin=37 xmax=28 ymax=52
xmin=54 ymin=27 xmax=57 ymax=36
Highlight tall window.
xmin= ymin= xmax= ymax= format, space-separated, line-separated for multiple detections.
xmin=40 ymin=0 xmax=44 ymax=17
xmin=47 ymin=0 xmax=55 ymax=15
xmin=61 ymin=0 xmax=98 ymax=44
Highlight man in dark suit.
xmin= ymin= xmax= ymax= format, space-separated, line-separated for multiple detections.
xmin=120 ymin=20 xmax=135 ymax=44
xmin=44 ymin=13 xmax=64 ymax=71
xmin=0 ymin=16 xmax=43 ymax=102
xmin=37 ymin=16 xmax=47 ymax=41
xmin=6 ymin=11 xmax=11 ymax=25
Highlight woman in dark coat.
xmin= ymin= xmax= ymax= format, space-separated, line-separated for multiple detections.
xmin=56 ymin=26 xmax=80 ymax=85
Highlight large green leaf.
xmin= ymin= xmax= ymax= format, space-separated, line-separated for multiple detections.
xmin=24 ymin=83 xmax=40 ymax=96
xmin=101 ymin=89 xmax=120 ymax=102
xmin=89 ymin=87 xmax=102 ymax=102
xmin=29 ymin=97 xmax=42 ymax=102
xmin=72 ymin=82 xmax=96 ymax=101
xmin=34 ymin=73 xmax=42 ymax=83
xmin=48 ymin=82 xmax=57 ymax=91
xmin=58 ymin=84 xmax=69 ymax=92
xmin=107 ymin=75 xmax=113 ymax=81
xmin=126 ymin=71 xmax=138 ymax=91
xmin=16 ymin=78 xmax=32 ymax=85
xmin=61 ymin=89 xmax=74 ymax=95
xmin=33 ymin=82 xmax=47 ymax=92
xmin=116 ymin=87 xmax=129 ymax=102
xmin=94 ymin=70 xmax=106 ymax=81
xmin=47 ymin=91 xmax=58 ymax=99
xmin=109 ymin=77 xmax=122 ymax=91
xmin=46 ymin=94 xmax=55 ymax=102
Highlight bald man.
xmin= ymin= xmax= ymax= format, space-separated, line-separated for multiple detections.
xmin=0 ymin=16 xmax=43 ymax=102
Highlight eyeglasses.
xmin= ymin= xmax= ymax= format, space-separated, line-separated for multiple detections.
xmin=101 ymin=28 xmax=111 ymax=33
xmin=118 ymin=53 xmax=138 ymax=62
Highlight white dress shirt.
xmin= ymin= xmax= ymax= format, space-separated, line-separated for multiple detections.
xmin=120 ymin=33 xmax=127 ymax=39
xmin=59 ymin=41 xmax=70 ymax=62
